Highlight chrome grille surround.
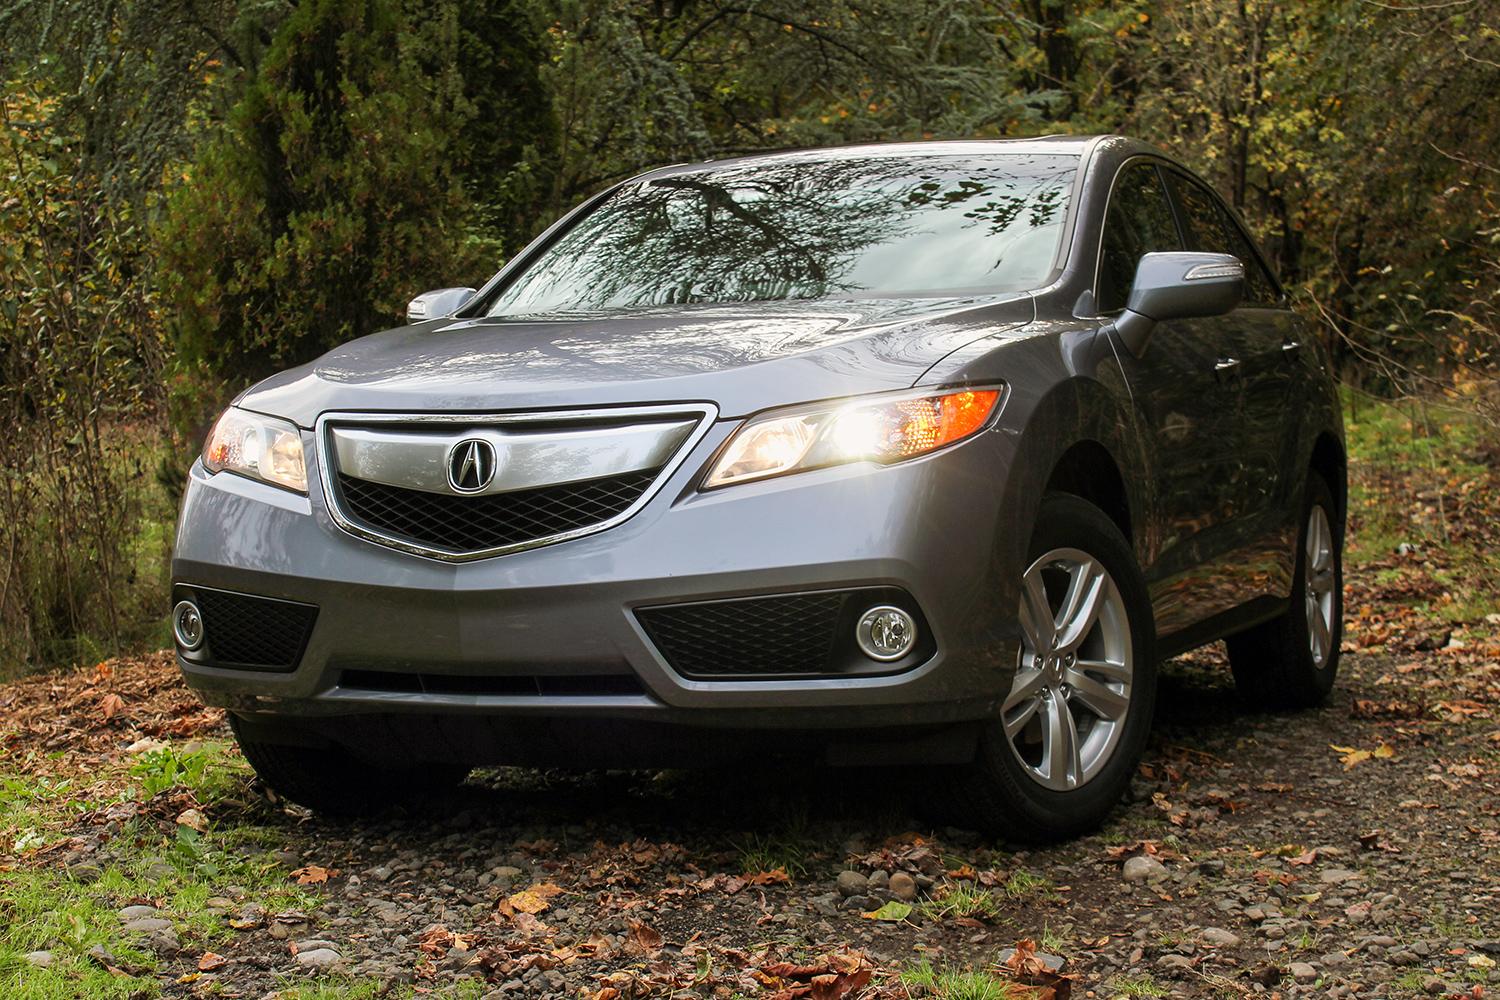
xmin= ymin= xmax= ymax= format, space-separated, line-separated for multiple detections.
xmin=315 ymin=404 xmax=717 ymax=561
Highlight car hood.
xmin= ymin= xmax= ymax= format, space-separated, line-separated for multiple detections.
xmin=236 ymin=295 xmax=1034 ymax=426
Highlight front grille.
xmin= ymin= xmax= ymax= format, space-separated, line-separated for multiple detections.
xmin=189 ymin=588 xmax=317 ymax=670
xmin=339 ymin=670 xmax=645 ymax=697
xmin=638 ymin=592 xmax=849 ymax=678
xmin=335 ymin=470 xmax=656 ymax=555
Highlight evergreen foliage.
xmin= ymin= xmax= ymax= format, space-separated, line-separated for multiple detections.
xmin=158 ymin=0 xmax=486 ymax=380
xmin=3 ymin=0 xmax=1499 ymax=671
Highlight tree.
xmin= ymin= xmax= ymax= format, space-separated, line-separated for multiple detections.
xmin=157 ymin=0 xmax=495 ymax=383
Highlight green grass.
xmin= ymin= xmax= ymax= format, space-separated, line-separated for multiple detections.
xmin=1155 ymin=930 xmax=1187 ymax=950
xmin=127 ymin=741 xmax=243 ymax=802
xmin=1345 ymin=394 xmax=1489 ymax=549
xmin=1037 ymin=922 xmax=1069 ymax=953
xmin=1341 ymin=390 xmax=1500 ymax=633
xmin=1392 ymin=969 xmax=1430 ymax=994
xmin=1431 ymin=906 xmax=1485 ymax=941
xmin=1001 ymin=869 xmax=1052 ymax=900
xmin=899 ymin=962 xmax=1028 ymax=1000
xmin=916 ymin=885 xmax=1000 ymax=922
xmin=1112 ymin=974 xmax=1170 ymax=997
xmin=734 ymin=827 xmax=815 ymax=879
xmin=0 ymin=820 xmax=317 ymax=988
xmin=0 ymin=740 xmax=316 ymax=998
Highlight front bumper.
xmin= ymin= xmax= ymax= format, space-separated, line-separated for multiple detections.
xmin=172 ymin=415 xmax=1028 ymax=756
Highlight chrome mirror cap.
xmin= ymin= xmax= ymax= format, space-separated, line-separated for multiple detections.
xmin=406 ymin=287 xmax=476 ymax=324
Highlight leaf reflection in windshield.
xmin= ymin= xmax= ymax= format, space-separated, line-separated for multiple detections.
xmin=487 ymin=153 xmax=1077 ymax=317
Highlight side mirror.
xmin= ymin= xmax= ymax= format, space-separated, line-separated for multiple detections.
xmin=1112 ymin=252 xmax=1244 ymax=356
xmin=406 ymin=287 xmax=476 ymax=324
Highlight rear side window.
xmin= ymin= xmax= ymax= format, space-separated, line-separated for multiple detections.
xmin=1097 ymin=163 xmax=1181 ymax=313
xmin=1166 ymin=172 xmax=1280 ymax=305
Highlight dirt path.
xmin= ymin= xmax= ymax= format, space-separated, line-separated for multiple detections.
xmin=3 ymin=622 xmax=1496 ymax=999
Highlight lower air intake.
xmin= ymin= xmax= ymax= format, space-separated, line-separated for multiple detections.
xmin=637 ymin=588 xmax=932 ymax=679
xmin=179 ymin=587 xmax=318 ymax=671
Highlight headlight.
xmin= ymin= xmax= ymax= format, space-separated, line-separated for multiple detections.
xmin=202 ymin=407 xmax=308 ymax=493
xmin=704 ymin=386 xmax=1003 ymax=489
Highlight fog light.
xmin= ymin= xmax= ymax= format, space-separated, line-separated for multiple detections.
xmin=173 ymin=600 xmax=205 ymax=651
xmin=855 ymin=605 xmax=917 ymax=661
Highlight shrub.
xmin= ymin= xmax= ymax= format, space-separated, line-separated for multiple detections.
xmin=156 ymin=0 xmax=500 ymax=386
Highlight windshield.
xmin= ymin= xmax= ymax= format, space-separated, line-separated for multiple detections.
xmin=485 ymin=153 xmax=1078 ymax=317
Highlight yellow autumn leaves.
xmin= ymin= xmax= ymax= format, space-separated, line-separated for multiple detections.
xmin=1329 ymin=742 xmax=1397 ymax=770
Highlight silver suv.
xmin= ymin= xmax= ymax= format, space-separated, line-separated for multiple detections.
xmin=173 ymin=136 xmax=1345 ymax=840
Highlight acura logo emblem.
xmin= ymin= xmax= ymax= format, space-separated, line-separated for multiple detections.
xmin=447 ymin=438 xmax=497 ymax=493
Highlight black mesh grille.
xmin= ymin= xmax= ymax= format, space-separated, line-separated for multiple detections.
xmin=637 ymin=593 xmax=848 ymax=678
xmin=193 ymin=589 xmax=317 ymax=670
xmin=336 ymin=471 xmax=657 ymax=554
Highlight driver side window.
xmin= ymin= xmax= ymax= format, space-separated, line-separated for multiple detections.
xmin=1097 ymin=163 xmax=1181 ymax=314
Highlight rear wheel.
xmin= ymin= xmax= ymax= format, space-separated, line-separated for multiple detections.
xmin=949 ymin=493 xmax=1156 ymax=842
xmin=1226 ymin=473 xmax=1343 ymax=709
xmin=230 ymin=716 xmax=469 ymax=817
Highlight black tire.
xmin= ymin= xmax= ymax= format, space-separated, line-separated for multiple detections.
xmin=229 ymin=715 xmax=470 ymax=817
xmin=1226 ymin=473 xmax=1343 ymax=709
xmin=947 ymin=493 xmax=1157 ymax=843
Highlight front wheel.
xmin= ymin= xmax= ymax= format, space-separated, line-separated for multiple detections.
xmin=1226 ymin=473 xmax=1343 ymax=709
xmin=947 ymin=493 xmax=1157 ymax=842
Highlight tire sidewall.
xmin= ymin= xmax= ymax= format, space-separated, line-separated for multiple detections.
xmin=975 ymin=493 xmax=1157 ymax=837
xmin=1289 ymin=474 xmax=1344 ymax=695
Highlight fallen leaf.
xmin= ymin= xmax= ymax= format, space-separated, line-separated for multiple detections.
xmin=745 ymin=868 xmax=790 ymax=885
xmin=175 ymin=808 xmax=207 ymax=832
xmin=1358 ymin=830 xmax=1401 ymax=853
xmin=505 ymin=881 xmax=563 ymax=915
xmin=417 ymin=926 xmax=455 ymax=958
xmin=100 ymin=693 xmax=125 ymax=721
xmin=1001 ymin=938 xmax=1045 ymax=978
xmin=577 ymin=934 xmax=613 ymax=958
xmin=624 ymin=919 xmax=663 ymax=957
xmin=197 ymin=952 xmax=228 ymax=972
xmin=510 ymin=911 xmax=551 ymax=937
xmin=1351 ymin=698 xmax=1424 ymax=719
xmin=761 ymin=953 xmax=871 ymax=1000
xmin=860 ymin=900 xmax=912 ymax=921
xmin=290 ymin=865 xmax=337 ymax=885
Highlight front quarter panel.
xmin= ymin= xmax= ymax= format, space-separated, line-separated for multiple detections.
xmin=923 ymin=314 xmax=1150 ymax=621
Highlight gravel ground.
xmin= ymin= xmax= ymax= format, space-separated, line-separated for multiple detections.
xmin=8 ymin=634 xmax=1496 ymax=999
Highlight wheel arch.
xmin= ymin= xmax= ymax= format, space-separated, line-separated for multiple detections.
xmin=1043 ymin=440 xmax=1133 ymax=545
xmin=1309 ymin=431 xmax=1347 ymax=524
xmin=993 ymin=370 xmax=1150 ymax=574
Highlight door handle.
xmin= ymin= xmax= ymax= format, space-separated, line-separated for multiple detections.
xmin=1214 ymin=357 xmax=1241 ymax=373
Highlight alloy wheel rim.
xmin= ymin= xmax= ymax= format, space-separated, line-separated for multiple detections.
xmin=1003 ymin=547 xmax=1133 ymax=791
xmin=1304 ymin=505 xmax=1337 ymax=668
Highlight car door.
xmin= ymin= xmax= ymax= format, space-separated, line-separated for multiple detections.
xmin=1097 ymin=160 xmax=1250 ymax=635
xmin=1164 ymin=170 xmax=1301 ymax=601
